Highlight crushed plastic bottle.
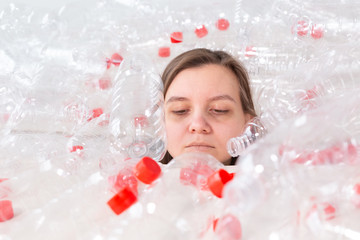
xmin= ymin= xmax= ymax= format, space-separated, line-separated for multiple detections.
xmin=227 ymin=117 xmax=267 ymax=157
xmin=109 ymin=54 xmax=166 ymax=161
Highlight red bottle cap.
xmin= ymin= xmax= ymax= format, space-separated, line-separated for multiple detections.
xmin=207 ymin=169 xmax=234 ymax=198
xmin=295 ymin=20 xmax=309 ymax=36
xmin=195 ymin=25 xmax=208 ymax=38
xmin=311 ymin=24 xmax=324 ymax=39
xmin=354 ymin=183 xmax=360 ymax=195
xmin=98 ymin=78 xmax=111 ymax=90
xmin=229 ymin=172 xmax=235 ymax=179
xmin=170 ymin=32 xmax=183 ymax=43
xmin=245 ymin=46 xmax=256 ymax=57
xmin=106 ymin=58 xmax=112 ymax=69
xmin=88 ymin=108 xmax=104 ymax=121
xmin=352 ymin=183 xmax=360 ymax=208
xmin=0 ymin=200 xmax=14 ymax=222
xmin=347 ymin=141 xmax=357 ymax=162
xmin=158 ymin=47 xmax=170 ymax=57
xmin=306 ymin=201 xmax=336 ymax=221
xmin=134 ymin=157 xmax=161 ymax=184
xmin=69 ymin=145 xmax=84 ymax=153
xmin=322 ymin=202 xmax=336 ymax=220
xmin=213 ymin=218 xmax=219 ymax=231
xmin=216 ymin=18 xmax=230 ymax=31
xmin=0 ymin=178 xmax=8 ymax=183
xmin=214 ymin=214 xmax=242 ymax=240
xmin=111 ymin=53 xmax=123 ymax=66
xmin=107 ymin=187 xmax=137 ymax=215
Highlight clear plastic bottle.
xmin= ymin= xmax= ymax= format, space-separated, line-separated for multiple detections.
xmin=109 ymin=54 xmax=166 ymax=161
xmin=227 ymin=117 xmax=267 ymax=157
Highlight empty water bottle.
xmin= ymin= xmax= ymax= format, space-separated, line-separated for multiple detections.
xmin=227 ymin=117 xmax=267 ymax=157
xmin=109 ymin=54 xmax=166 ymax=161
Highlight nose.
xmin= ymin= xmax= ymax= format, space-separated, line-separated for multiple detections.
xmin=188 ymin=112 xmax=211 ymax=134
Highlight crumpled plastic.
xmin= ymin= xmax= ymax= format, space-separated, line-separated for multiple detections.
xmin=0 ymin=0 xmax=359 ymax=239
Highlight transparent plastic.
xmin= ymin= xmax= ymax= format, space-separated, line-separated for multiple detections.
xmin=221 ymin=91 xmax=360 ymax=240
xmin=1 ymin=0 xmax=360 ymax=239
xmin=109 ymin=55 xmax=166 ymax=161
xmin=227 ymin=117 xmax=267 ymax=157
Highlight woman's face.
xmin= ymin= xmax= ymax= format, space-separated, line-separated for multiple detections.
xmin=164 ymin=64 xmax=251 ymax=164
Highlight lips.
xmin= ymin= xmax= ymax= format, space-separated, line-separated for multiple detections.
xmin=185 ymin=143 xmax=215 ymax=149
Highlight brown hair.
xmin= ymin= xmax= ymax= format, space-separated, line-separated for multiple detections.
xmin=160 ymin=48 xmax=256 ymax=164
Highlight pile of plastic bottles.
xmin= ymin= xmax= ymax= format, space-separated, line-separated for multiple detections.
xmin=0 ymin=0 xmax=359 ymax=239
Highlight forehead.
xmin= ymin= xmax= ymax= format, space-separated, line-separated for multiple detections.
xmin=166 ymin=64 xmax=240 ymax=99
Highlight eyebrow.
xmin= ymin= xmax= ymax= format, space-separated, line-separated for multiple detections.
xmin=166 ymin=96 xmax=188 ymax=104
xmin=208 ymin=94 xmax=236 ymax=103
xmin=166 ymin=94 xmax=236 ymax=104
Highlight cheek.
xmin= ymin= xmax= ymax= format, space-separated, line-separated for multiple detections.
xmin=165 ymin=121 xmax=184 ymax=157
xmin=165 ymin=120 xmax=183 ymax=143
xmin=217 ymin=120 xmax=245 ymax=139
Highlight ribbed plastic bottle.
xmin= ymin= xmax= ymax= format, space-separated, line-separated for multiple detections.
xmin=227 ymin=117 xmax=267 ymax=157
xmin=109 ymin=55 xmax=166 ymax=161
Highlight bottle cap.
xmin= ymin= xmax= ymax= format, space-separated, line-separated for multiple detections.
xmin=0 ymin=200 xmax=14 ymax=222
xmin=134 ymin=157 xmax=161 ymax=184
xmin=207 ymin=169 xmax=234 ymax=198
xmin=87 ymin=108 xmax=104 ymax=121
xmin=245 ymin=46 xmax=256 ymax=57
xmin=311 ymin=24 xmax=324 ymax=39
xmin=214 ymin=214 xmax=242 ymax=240
xmin=354 ymin=183 xmax=360 ymax=195
xmin=98 ymin=78 xmax=111 ymax=90
xmin=170 ymin=32 xmax=183 ymax=43
xmin=0 ymin=178 xmax=8 ymax=183
xmin=306 ymin=201 xmax=336 ymax=221
xmin=69 ymin=145 xmax=84 ymax=153
xmin=213 ymin=218 xmax=219 ymax=231
xmin=216 ymin=18 xmax=230 ymax=31
xmin=111 ymin=53 xmax=123 ymax=66
xmin=106 ymin=58 xmax=112 ymax=69
xmin=352 ymin=183 xmax=360 ymax=207
xmin=92 ymin=108 xmax=104 ymax=119
xmin=294 ymin=20 xmax=309 ymax=36
xmin=107 ymin=187 xmax=137 ymax=215
xmin=158 ymin=47 xmax=170 ymax=57
xmin=194 ymin=25 xmax=208 ymax=38
xmin=322 ymin=202 xmax=336 ymax=220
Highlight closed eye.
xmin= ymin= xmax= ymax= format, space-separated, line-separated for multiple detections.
xmin=172 ymin=109 xmax=188 ymax=115
xmin=211 ymin=109 xmax=229 ymax=114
